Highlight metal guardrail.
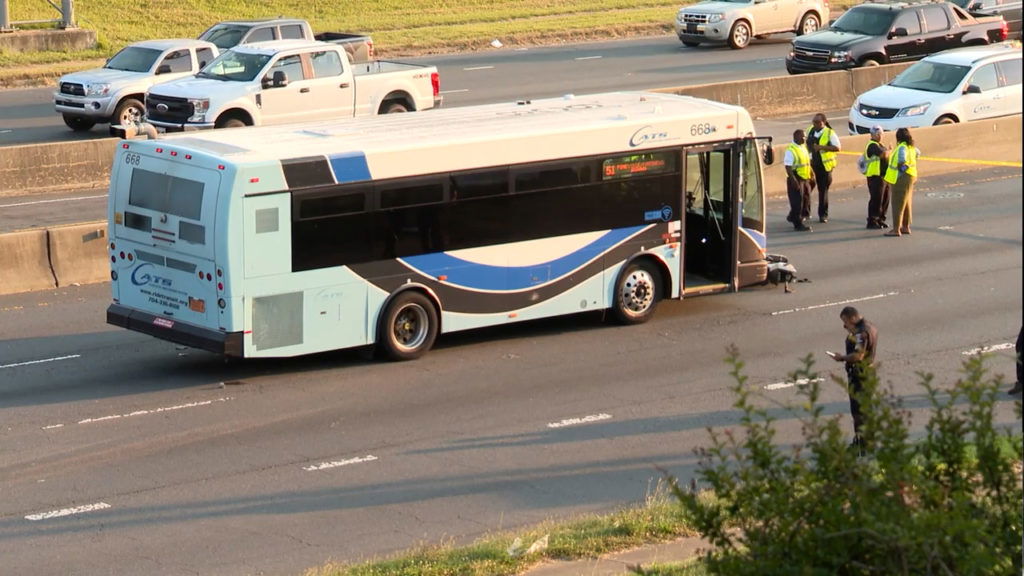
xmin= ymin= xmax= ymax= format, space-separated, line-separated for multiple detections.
xmin=1 ymin=0 xmax=76 ymax=32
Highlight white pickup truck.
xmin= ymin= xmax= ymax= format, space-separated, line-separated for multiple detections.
xmin=198 ymin=18 xmax=374 ymax=63
xmin=144 ymin=40 xmax=441 ymax=130
xmin=54 ymin=39 xmax=219 ymax=131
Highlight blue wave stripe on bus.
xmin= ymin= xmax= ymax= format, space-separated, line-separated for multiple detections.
xmin=743 ymin=227 xmax=766 ymax=250
xmin=400 ymin=226 xmax=647 ymax=291
xmin=327 ymin=152 xmax=372 ymax=183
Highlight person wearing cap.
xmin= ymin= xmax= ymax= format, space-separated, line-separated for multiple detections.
xmin=806 ymin=112 xmax=841 ymax=223
xmin=784 ymin=129 xmax=813 ymax=232
xmin=864 ymin=125 xmax=890 ymax=229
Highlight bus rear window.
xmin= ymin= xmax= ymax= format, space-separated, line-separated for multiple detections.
xmin=129 ymin=168 xmax=204 ymax=221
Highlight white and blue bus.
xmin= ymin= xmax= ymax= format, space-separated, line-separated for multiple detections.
xmin=107 ymin=92 xmax=773 ymax=360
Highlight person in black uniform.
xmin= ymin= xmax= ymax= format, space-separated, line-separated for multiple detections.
xmin=830 ymin=306 xmax=878 ymax=453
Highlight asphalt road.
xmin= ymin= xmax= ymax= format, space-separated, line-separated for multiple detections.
xmin=1 ymin=168 xmax=1020 ymax=575
xmin=0 ymin=34 xmax=797 ymax=146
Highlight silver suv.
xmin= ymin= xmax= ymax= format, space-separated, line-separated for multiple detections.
xmin=675 ymin=0 xmax=831 ymax=49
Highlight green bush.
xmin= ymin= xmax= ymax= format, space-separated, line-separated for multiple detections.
xmin=669 ymin=347 xmax=1022 ymax=576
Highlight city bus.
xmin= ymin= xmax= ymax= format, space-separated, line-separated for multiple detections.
xmin=106 ymin=91 xmax=774 ymax=360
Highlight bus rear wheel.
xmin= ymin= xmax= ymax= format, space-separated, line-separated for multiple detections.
xmin=378 ymin=291 xmax=438 ymax=361
xmin=611 ymin=261 xmax=661 ymax=324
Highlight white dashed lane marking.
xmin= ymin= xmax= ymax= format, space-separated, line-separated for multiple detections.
xmin=772 ymin=292 xmax=898 ymax=316
xmin=25 ymin=502 xmax=111 ymax=521
xmin=764 ymin=377 xmax=825 ymax=391
xmin=42 ymin=397 xmax=233 ymax=430
xmin=547 ymin=413 xmax=612 ymax=428
xmin=1 ymin=354 xmax=81 ymax=369
xmin=962 ymin=342 xmax=1014 ymax=355
xmin=463 ymin=65 xmax=494 ymax=71
xmin=303 ymin=455 xmax=378 ymax=472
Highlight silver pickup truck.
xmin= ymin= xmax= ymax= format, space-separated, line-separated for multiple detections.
xmin=198 ymin=18 xmax=374 ymax=63
xmin=54 ymin=39 xmax=219 ymax=131
xmin=675 ymin=0 xmax=831 ymax=49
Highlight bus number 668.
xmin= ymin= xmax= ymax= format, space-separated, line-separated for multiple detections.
xmin=690 ymin=123 xmax=715 ymax=136
xmin=124 ymin=153 xmax=141 ymax=166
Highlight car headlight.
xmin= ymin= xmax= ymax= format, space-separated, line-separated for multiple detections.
xmin=898 ymin=103 xmax=930 ymax=117
xmin=829 ymin=50 xmax=852 ymax=63
xmin=707 ymin=13 xmax=724 ymax=23
xmin=187 ymin=98 xmax=210 ymax=122
xmin=85 ymin=83 xmax=111 ymax=97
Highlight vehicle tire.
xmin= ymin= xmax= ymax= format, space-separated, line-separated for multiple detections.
xmin=859 ymin=58 xmax=881 ymax=67
xmin=681 ymin=40 xmax=701 ymax=47
xmin=382 ymin=101 xmax=409 ymax=114
xmin=378 ymin=291 xmax=438 ymax=361
xmin=611 ymin=260 xmax=662 ymax=325
xmin=933 ymin=115 xmax=957 ymax=125
xmin=728 ymin=21 xmax=752 ymax=49
xmin=215 ymin=116 xmax=248 ymax=129
xmin=113 ymin=97 xmax=144 ymax=127
xmin=797 ymin=13 xmax=820 ymax=36
xmin=62 ymin=114 xmax=96 ymax=132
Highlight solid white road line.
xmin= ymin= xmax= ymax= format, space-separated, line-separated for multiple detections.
xmin=25 ymin=502 xmax=110 ymax=521
xmin=0 ymin=194 xmax=106 ymax=208
xmin=771 ymin=292 xmax=898 ymax=316
xmin=547 ymin=413 xmax=612 ymax=428
xmin=962 ymin=342 xmax=1014 ymax=355
xmin=1 ymin=354 xmax=81 ymax=369
xmin=303 ymin=455 xmax=378 ymax=472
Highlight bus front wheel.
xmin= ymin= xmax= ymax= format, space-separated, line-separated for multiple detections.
xmin=611 ymin=261 xmax=661 ymax=325
xmin=378 ymin=291 xmax=438 ymax=361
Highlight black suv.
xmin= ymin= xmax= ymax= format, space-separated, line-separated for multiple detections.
xmin=786 ymin=0 xmax=1008 ymax=73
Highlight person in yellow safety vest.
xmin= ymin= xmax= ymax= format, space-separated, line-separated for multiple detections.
xmin=864 ymin=125 xmax=890 ymax=229
xmin=784 ymin=129 xmax=814 ymax=232
xmin=883 ymin=127 xmax=919 ymax=237
xmin=806 ymin=112 xmax=841 ymax=223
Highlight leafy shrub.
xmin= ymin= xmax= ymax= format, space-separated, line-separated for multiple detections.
xmin=669 ymin=347 xmax=1022 ymax=576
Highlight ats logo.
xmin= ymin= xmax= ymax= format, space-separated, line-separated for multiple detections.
xmin=131 ymin=263 xmax=172 ymax=288
xmin=629 ymin=126 xmax=671 ymax=148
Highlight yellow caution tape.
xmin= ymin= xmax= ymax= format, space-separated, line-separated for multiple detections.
xmin=837 ymin=150 xmax=1021 ymax=168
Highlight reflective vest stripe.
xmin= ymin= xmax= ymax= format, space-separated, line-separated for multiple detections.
xmin=787 ymin=143 xmax=811 ymax=179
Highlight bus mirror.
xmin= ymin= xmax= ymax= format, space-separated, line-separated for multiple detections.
xmin=762 ymin=142 xmax=775 ymax=165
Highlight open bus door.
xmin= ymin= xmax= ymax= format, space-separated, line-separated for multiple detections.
xmin=681 ymin=144 xmax=734 ymax=295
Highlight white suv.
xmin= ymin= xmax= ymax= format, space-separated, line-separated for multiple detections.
xmin=849 ymin=43 xmax=1022 ymax=134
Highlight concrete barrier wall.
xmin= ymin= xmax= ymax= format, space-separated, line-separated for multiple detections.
xmin=47 ymin=222 xmax=110 ymax=287
xmin=0 ymin=138 xmax=118 ymax=196
xmin=655 ymin=62 xmax=914 ymax=119
xmin=763 ymin=115 xmax=1022 ymax=199
xmin=0 ymin=229 xmax=57 ymax=294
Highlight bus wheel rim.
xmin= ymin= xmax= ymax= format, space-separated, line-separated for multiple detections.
xmin=620 ymin=270 xmax=654 ymax=315
xmin=393 ymin=304 xmax=429 ymax=350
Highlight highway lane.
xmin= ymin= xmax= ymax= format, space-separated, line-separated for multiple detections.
xmin=0 ymin=35 xmax=794 ymax=146
xmin=1 ymin=169 xmax=1020 ymax=575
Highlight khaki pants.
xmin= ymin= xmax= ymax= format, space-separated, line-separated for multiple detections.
xmin=890 ymin=172 xmax=916 ymax=231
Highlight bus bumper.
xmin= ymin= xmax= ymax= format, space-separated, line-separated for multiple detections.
xmin=107 ymin=304 xmax=243 ymax=357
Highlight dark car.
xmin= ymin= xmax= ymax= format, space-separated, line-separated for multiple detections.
xmin=951 ymin=0 xmax=1023 ymax=38
xmin=786 ymin=0 xmax=1008 ymax=74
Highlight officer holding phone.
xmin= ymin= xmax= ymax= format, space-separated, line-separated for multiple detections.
xmin=830 ymin=306 xmax=878 ymax=453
